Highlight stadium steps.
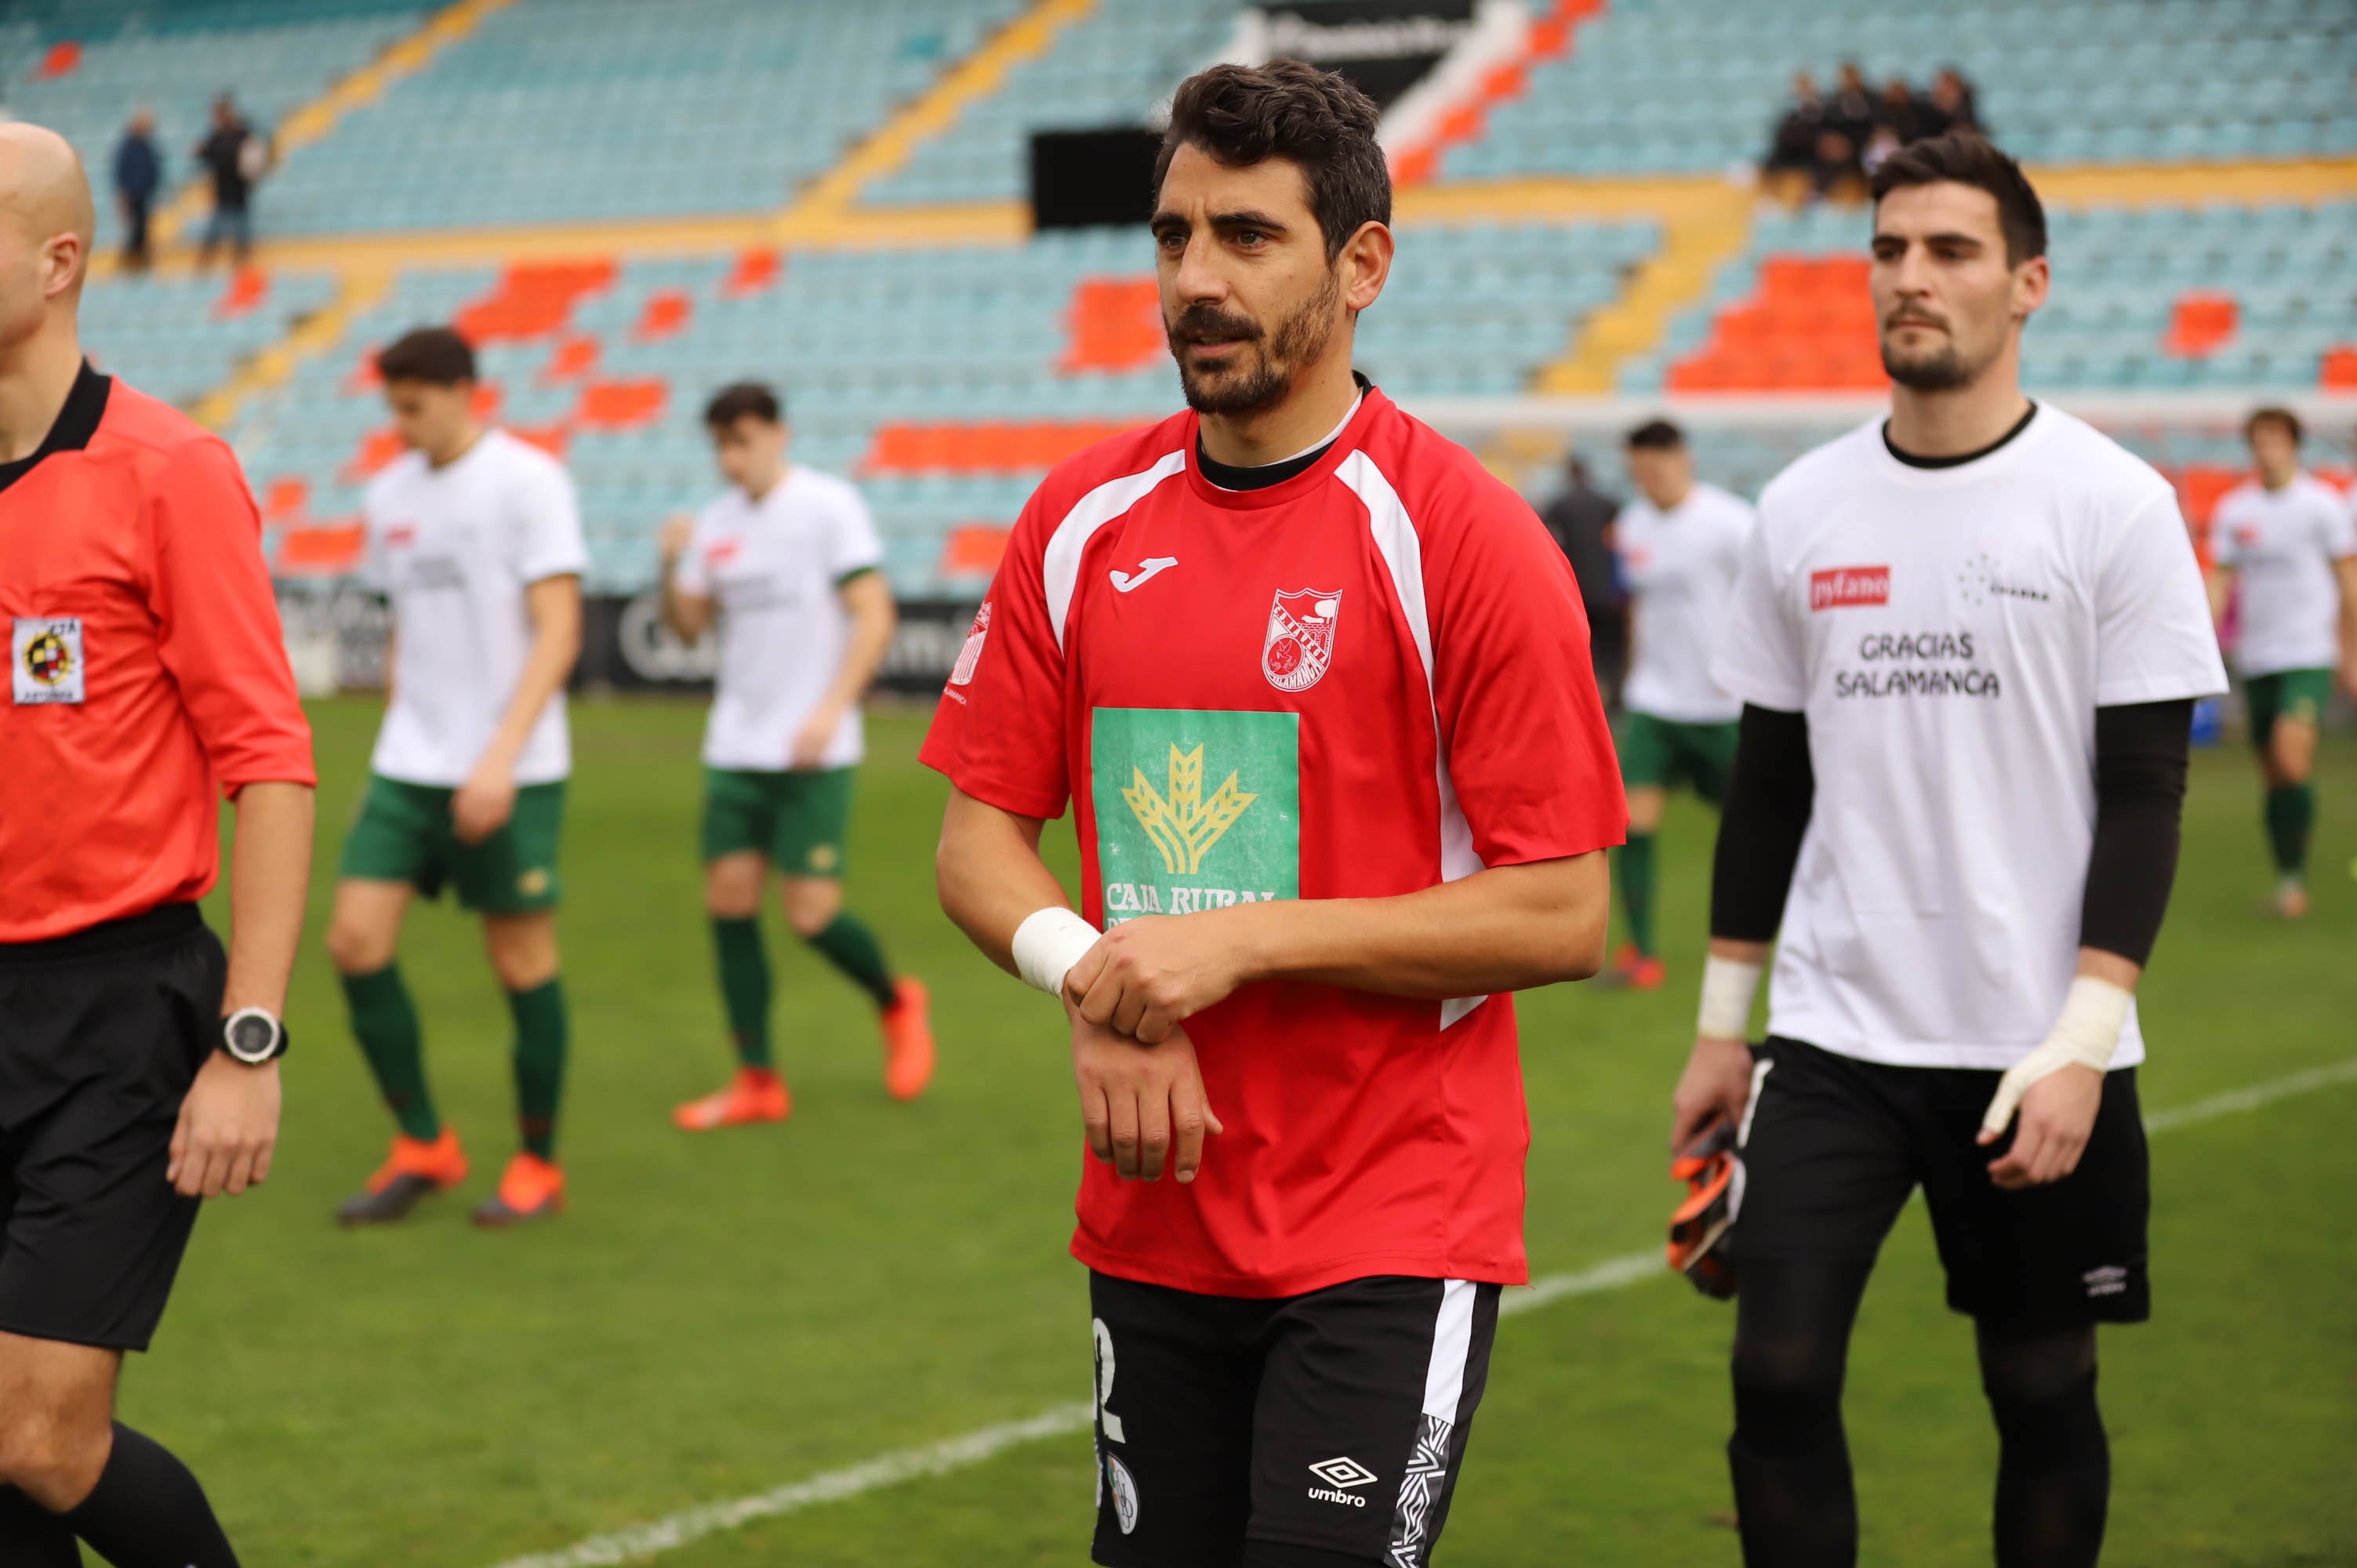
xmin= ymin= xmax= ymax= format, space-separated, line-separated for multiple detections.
xmin=800 ymin=0 xmax=1102 ymax=217
xmin=1529 ymin=182 xmax=1754 ymax=394
xmin=136 ymin=0 xmax=520 ymax=265
xmin=190 ymin=266 xmax=394 ymax=430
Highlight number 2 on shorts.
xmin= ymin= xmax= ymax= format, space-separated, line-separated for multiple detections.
xmin=1092 ymin=1317 xmax=1127 ymax=1443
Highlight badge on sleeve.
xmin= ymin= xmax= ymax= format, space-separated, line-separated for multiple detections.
xmin=13 ymin=616 xmax=85 ymax=705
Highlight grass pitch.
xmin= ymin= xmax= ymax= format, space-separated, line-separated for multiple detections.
xmin=151 ymin=698 xmax=2355 ymax=1566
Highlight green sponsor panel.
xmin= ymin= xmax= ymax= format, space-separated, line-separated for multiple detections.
xmin=1089 ymin=707 xmax=1300 ymax=923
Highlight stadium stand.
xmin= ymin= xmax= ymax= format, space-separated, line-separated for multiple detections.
xmin=0 ymin=0 xmax=428 ymax=250
xmin=44 ymin=0 xmax=2357 ymax=609
xmin=1443 ymin=0 xmax=2357 ymax=181
xmin=1626 ymin=199 xmax=2357 ymax=396
xmin=237 ymin=212 xmax=1661 ymax=595
xmin=255 ymin=0 xmax=1029 ymax=234
xmin=863 ymin=0 xmax=1239 ymax=207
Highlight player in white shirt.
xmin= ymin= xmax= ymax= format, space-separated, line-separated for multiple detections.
xmin=1666 ymin=136 xmax=2224 ymax=1568
xmin=1601 ymin=418 xmax=1756 ymax=990
xmin=658 ymin=383 xmax=933 ymax=1130
xmin=2204 ymin=406 xmax=2357 ymax=918
xmin=326 ymin=328 xmax=587 ymax=1229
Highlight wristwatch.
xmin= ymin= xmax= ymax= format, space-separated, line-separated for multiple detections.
xmin=222 ymin=1007 xmax=290 ymax=1065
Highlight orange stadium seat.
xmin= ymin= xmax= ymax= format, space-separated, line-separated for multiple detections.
xmin=455 ymin=260 xmax=618 ymax=345
xmin=723 ymin=249 xmax=782 ymax=297
xmin=2163 ymin=292 xmax=2237 ymax=358
xmin=573 ymin=378 xmax=667 ymax=431
xmin=633 ymin=289 xmax=693 ymax=343
xmin=213 ymin=268 xmax=269 ymax=321
xmin=542 ymin=334 xmax=601 ymax=385
xmin=260 ymin=477 xmax=310 ymax=521
xmin=1059 ymin=278 xmax=1163 ymax=375
xmin=939 ymin=526 xmax=1012 ymax=579
xmin=1669 ymin=256 xmax=1885 ymax=393
xmin=2320 ymin=347 xmax=2357 ymax=390
xmin=274 ymin=521 xmax=366 ymax=577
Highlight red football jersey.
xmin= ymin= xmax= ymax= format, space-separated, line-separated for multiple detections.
xmin=0 ymin=368 xmax=315 ymax=942
xmin=921 ymin=388 xmax=1624 ymax=1297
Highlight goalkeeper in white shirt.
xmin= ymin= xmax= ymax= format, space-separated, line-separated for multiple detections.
xmin=659 ymin=383 xmax=933 ymax=1130
xmin=1667 ymin=135 xmax=2224 ymax=1568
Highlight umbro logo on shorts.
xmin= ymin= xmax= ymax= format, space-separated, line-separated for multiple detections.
xmin=1810 ymin=565 xmax=1890 ymax=610
xmin=1307 ymin=1454 xmax=1378 ymax=1505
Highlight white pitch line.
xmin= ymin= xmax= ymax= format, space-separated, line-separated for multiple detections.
xmin=484 ymin=1054 xmax=2357 ymax=1568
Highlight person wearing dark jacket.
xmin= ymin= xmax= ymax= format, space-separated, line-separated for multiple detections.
xmin=111 ymin=111 xmax=160 ymax=272
xmin=1540 ymin=455 xmax=1629 ymax=709
xmin=194 ymin=97 xmax=260 ymax=267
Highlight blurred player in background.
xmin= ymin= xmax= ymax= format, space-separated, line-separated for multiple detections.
xmin=2206 ymin=406 xmax=2357 ymax=919
xmin=659 ymin=382 xmax=933 ymax=1128
xmin=1600 ymin=419 xmax=1755 ymax=990
xmin=928 ymin=62 xmax=1619 ymax=1568
xmin=0 ymin=123 xmax=313 ymax=1568
xmin=328 ymin=327 xmax=587 ymax=1229
xmin=1669 ymin=135 xmax=2224 ymax=1567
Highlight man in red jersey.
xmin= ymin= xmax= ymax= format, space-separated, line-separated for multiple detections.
xmin=0 ymin=125 xmax=314 ymax=1568
xmin=926 ymin=63 xmax=1622 ymax=1568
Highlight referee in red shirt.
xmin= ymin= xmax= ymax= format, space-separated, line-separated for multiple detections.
xmin=0 ymin=125 xmax=314 ymax=1567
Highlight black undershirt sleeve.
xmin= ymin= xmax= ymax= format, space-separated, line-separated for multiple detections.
xmin=1709 ymin=704 xmax=1814 ymax=942
xmin=2080 ymin=699 xmax=2193 ymax=967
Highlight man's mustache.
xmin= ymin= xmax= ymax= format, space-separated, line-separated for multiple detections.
xmin=1168 ymin=303 xmax=1264 ymax=343
xmin=1884 ymin=307 xmax=1948 ymax=332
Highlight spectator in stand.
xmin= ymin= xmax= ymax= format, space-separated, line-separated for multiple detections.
xmin=111 ymin=110 xmax=160 ymax=273
xmin=1764 ymin=72 xmax=1828 ymax=204
xmin=194 ymin=96 xmax=261 ymax=268
xmin=1921 ymin=66 xmax=1981 ymax=138
xmin=1828 ymin=63 xmax=1878 ymax=162
xmin=1540 ymin=453 xmax=1629 ymax=709
xmin=1863 ymin=78 xmax=1923 ymax=173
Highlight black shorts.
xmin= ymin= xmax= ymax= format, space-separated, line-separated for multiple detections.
xmin=0 ymin=904 xmax=222 ymax=1352
xmin=1088 ymin=1270 xmax=1501 ymax=1568
xmin=1734 ymin=1036 xmax=2151 ymax=1331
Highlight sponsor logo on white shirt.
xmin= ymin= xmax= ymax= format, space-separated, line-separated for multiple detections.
xmin=1809 ymin=564 xmax=1890 ymax=610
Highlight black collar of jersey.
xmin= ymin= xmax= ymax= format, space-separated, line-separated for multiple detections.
xmin=0 ymin=360 xmax=112 ymax=494
xmin=1196 ymin=372 xmax=1371 ymax=492
xmin=1881 ymin=399 xmax=2037 ymax=470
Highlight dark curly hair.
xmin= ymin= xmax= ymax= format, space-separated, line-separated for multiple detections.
xmin=1154 ymin=60 xmax=1390 ymax=261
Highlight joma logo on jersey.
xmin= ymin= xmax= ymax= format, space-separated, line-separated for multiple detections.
xmin=1124 ymin=742 xmax=1255 ymax=875
xmin=1810 ymin=565 xmax=1890 ymax=611
xmin=1262 ymin=588 xmax=1341 ymax=692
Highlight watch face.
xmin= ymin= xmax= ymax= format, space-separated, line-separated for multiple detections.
xmin=228 ymin=1014 xmax=276 ymax=1060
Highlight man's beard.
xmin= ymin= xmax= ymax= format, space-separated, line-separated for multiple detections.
xmin=1880 ymin=314 xmax=1988 ymax=391
xmin=1168 ymin=270 xmax=1339 ymax=416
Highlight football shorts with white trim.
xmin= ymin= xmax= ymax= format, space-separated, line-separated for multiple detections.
xmin=1088 ymin=1270 xmax=1500 ymax=1568
xmin=1734 ymin=1037 xmax=2150 ymax=1330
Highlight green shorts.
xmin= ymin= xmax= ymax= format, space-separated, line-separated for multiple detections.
xmin=2245 ymin=668 xmax=2333 ymax=747
xmin=1618 ymin=710 xmax=1739 ymax=801
xmin=338 ymin=774 xmax=566 ymax=913
xmin=699 ymin=766 xmax=855 ymax=877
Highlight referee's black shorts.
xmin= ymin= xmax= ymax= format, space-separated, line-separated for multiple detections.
xmin=0 ymin=902 xmax=223 ymax=1352
xmin=1734 ymin=1036 xmax=2150 ymax=1331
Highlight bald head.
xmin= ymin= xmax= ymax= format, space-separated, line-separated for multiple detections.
xmin=0 ymin=124 xmax=94 ymax=264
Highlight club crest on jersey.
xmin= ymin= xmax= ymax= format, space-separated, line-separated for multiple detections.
xmin=949 ymin=601 xmax=991 ymax=688
xmin=1261 ymin=587 xmax=1341 ymax=692
xmin=1810 ymin=565 xmax=1890 ymax=611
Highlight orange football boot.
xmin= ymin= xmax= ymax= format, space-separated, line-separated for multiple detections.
xmin=881 ymin=977 xmax=935 ymax=1102
xmin=335 ymin=1130 xmax=467 ymax=1226
xmin=472 ymin=1152 xmax=565 ymax=1227
xmin=672 ymin=1066 xmax=791 ymax=1131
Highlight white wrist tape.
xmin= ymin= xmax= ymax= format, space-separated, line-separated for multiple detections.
xmin=1980 ymin=975 xmax=2132 ymax=1136
xmin=1696 ymin=955 xmax=1764 ymax=1041
xmin=1011 ymin=906 xmax=1102 ymax=999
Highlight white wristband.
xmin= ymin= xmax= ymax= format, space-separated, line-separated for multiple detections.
xmin=1696 ymin=955 xmax=1764 ymax=1041
xmin=1979 ymin=975 xmax=2132 ymax=1136
xmin=1011 ymin=906 xmax=1102 ymax=1000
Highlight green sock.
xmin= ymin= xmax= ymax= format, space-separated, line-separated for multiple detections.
xmin=806 ymin=912 xmax=898 ymax=1011
xmin=1619 ymin=833 xmax=1658 ymax=959
xmin=2265 ymin=783 xmax=2315 ymax=876
xmin=711 ymin=916 xmax=773 ymax=1069
xmin=341 ymin=964 xmax=438 ymax=1142
xmin=507 ymin=978 xmax=568 ymax=1160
